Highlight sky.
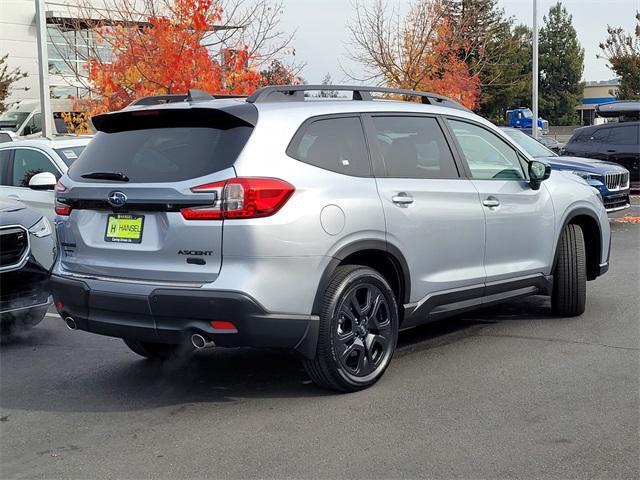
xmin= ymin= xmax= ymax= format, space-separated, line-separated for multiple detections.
xmin=278 ymin=0 xmax=639 ymax=84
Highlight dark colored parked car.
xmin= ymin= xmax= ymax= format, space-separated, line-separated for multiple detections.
xmin=0 ymin=199 xmax=54 ymax=336
xmin=562 ymin=121 xmax=639 ymax=190
xmin=536 ymin=136 xmax=565 ymax=154
xmin=502 ymin=128 xmax=630 ymax=213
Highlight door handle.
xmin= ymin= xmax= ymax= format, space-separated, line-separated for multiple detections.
xmin=482 ymin=197 xmax=500 ymax=208
xmin=607 ymin=149 xmax=616 ymax=153
xmin=392 ymin=192 xmax=414 ymax=205
xmin=7 ymin=194 xmax=19 ymax=200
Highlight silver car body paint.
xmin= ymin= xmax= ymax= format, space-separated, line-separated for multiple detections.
xmin=52 ymin=98 xmax=610 ymax=320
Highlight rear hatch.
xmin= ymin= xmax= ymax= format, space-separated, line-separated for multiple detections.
xmin=55 ymin=104 xmax=257 ymax=284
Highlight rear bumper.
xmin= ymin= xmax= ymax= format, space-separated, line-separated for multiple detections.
xmin=50 ymin=275 xmax=319 ymax=359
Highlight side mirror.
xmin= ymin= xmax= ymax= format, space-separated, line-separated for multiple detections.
xmin=529 ymin=160 xmax=551 ymax=190
xmin=28 ymin=172 xmax=57 ymax=190
xmin=22 ymin=125 xmax=32 ymax=136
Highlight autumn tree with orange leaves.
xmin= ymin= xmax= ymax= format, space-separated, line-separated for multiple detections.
xmin=347 ymin=0 xmax=480 ymax=109
xmin=82 ymin=0 xmax=257 ymax=115
xmin=54 ymin=0 xmax=298 ymax=119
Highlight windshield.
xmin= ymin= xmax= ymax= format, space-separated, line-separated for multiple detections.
xmin=521 ymin=109 xmax=533 ymax=119
xmin=0 ymin=112 xmax=29 ymax=132
xmin=502 ymin=129 xmax=556 ymax=158
xmin=54 ymin=146 xmax=86 ymax=167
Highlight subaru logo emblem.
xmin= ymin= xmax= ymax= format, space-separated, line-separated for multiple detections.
xmin=108 ymin=191 xmax=127 ymax=208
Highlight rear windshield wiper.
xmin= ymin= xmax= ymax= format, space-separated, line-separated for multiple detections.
xmin=81 ymin=171 xmax=130 ymax=182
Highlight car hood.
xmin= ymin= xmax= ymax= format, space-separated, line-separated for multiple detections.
xmin=0 ymin=198 xmax=41 ymax=228
xmin=544 ymin=156 xmax=628 ymax=173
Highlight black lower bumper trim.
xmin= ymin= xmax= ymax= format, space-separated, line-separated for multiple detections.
xmin=50 ymin=275 xmax=318 ymax=358
xmin=0 ymin=258 xmax=50 ymax=314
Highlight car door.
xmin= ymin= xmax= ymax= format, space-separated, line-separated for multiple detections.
xmin=604 ymin=124 xmax=639 ymax=186
xmin=365 ymin=114 xmax=486 ymax=322
xmin=585 ymin=127 xmax=612 ymax=160
xmin=0 ymin=147 xmax=60 ymax=219
xmin=445 ymin=118 xmax=555 ymax=285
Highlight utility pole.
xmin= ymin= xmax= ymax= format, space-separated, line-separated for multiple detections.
xmin=35 ymin=0 xmax=53 ymax=138
xmin=532 ymin=0 xmax=539 ymax=139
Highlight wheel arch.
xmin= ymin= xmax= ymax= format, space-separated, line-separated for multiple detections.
xmin=554 ymin=208 xmax=603 ymax=281
xmin=311 ymin=240 xmax=411 ymax=316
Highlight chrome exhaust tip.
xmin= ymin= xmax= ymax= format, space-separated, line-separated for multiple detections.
xmin=191 ymin=333 xmax=215 ymax=349
xmin=64 ymin=317 xmax=78 ymax=330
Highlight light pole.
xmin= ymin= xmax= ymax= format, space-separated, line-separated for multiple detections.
xmin=532 ymin=0 xmax=539 ymax=139
xmin=35 ymin=0 xmax=53 ymax=138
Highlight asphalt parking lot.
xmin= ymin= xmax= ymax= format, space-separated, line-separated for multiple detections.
xmin=1 ymin=204 xmax=639 ymax=479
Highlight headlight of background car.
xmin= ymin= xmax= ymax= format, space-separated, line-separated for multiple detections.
xmin=28 ymin=216 xmax=52 ymax=238
xmin=562 ymin=170 xmax=601 ymax=181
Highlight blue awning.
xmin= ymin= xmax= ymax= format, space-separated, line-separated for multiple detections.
xmin=581 ymin=97 xmax=617 ymax=105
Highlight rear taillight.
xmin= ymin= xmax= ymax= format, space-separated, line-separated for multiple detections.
xmin=181 ymin=177 xmax=294 ymax=221
xmin=55 ymin=181 xmax=71 ymax=215
xmin=55 ymin=180 xmax=68 ymax=193
xmin=55 ymin=200 xmax=71 ymax=216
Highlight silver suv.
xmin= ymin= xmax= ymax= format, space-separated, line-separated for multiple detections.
xmin=51 ymin=86 xmax=610 ymax=391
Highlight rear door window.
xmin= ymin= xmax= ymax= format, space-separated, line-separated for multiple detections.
xmin=0 ymin=149 xmax=11 ymax=185
xmin=69 ymin=109 xmax=255 ymax=183
xmin=370 ymin=116 xmax=459 ymax=179
xmin=287 ymin=116 xmax=371 ymax=176
xmin=590 ymin=128 xmax=610 ymax=143
xmin=607 ymin=125 xmax=638 ymax=145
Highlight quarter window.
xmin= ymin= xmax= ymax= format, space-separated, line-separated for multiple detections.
xmin=288 ymin=117 xmax=370 ymax=176
xmin=371 ymin=116 xmax=459 ymax=179
xmin=447 ymin=119 xmax=525 ymax=180
xmin=11 ymin=149 xmax=60 ymax=187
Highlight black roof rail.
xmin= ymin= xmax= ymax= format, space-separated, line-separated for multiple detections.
xmin=128 ymin=89 xmax=246 ymax=106
xmin=246 ymin=85 xmax=471 ymax=112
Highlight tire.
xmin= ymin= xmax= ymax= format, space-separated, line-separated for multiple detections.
xmin=123 ymin=338 xmax=186 ymax=360
xmin=551 ymin=223 xmax=587 ymax=316
xmin=303 ymin=265 xmax=399 ymax=392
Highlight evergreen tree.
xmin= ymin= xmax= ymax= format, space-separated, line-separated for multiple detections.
xmin=539 ymin=2 xmax=584 ymax=125
xmin=446 ymin=0 xmax=530 ymax=121
xmin=481 ymin=25 xmax=533 ymax=123
xmin=317 ymin=73 xmax=338 ymax=98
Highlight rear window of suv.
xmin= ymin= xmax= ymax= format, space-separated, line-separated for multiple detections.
xmin=69 ymin=109 xmax=254 ymax=183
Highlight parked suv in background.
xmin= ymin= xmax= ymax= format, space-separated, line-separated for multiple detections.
xmin=51 ymin=86 xmax=610 ymax=392
xmin=1 ymin=199 xmax=54 ymax=336
xmin=502 ymin=127 xmax=630 ymax=213
xmin=562 ymin=121 xmax=639 ymax=190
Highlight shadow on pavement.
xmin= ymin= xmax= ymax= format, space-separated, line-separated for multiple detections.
xmin=0 ymin=296 xmax=555 ymax=414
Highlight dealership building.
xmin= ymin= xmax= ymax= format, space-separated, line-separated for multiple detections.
xmin=1 ymin=1 xmax=118 ymax=105
xmin=576 ymin=79 xmax=620 ymax=125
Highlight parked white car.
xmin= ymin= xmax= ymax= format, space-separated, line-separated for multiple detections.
xmin=0 ymin=137 xmax=91 ymax=220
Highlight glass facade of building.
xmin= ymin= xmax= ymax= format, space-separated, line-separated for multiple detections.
xmin=47 ymin=25 xmax=111 ymax=99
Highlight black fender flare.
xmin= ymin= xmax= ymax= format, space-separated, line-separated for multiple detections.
xmin=552 ymin=207 xmax=605 ymax=278
xmin=311 ymin=239 xmax=411 ymax=315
